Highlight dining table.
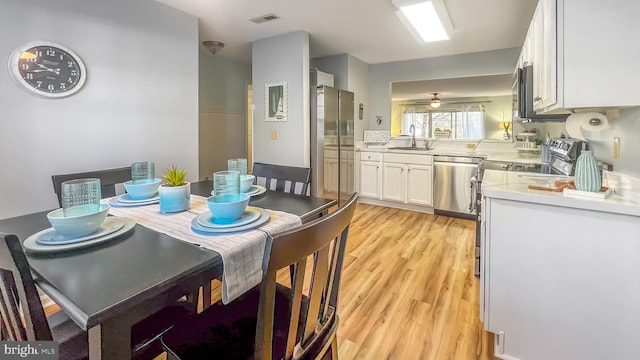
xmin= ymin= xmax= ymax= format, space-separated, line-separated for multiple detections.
xmin=0 ymin=180 xmax=336 ymax=359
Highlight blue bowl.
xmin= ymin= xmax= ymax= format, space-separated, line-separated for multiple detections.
xmin=206 ymin=193 xmax=250 ymax=223
xmin=47 ymin=204 xmax=110 ymax=238
xmin=124 ymin=178 xmax=161 ymax=200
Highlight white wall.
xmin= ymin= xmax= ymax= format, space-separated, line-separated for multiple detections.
xmin=0 ymin=0 xmax=199 ymax=219
xmin=369 ymin=48 xmax=520 ymax=132
xmin=199 ymin=47 xmax=252 ymax=179
xmin=252 ymin=32 xmax=310 ymax=167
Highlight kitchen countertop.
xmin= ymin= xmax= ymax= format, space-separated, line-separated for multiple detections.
xmin=481 ymin=169 xmax=640 ymax=217
xmin=358 ymin=147 xmax=542 ymax=163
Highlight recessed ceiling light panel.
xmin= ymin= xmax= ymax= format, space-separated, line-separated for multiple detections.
xmin=391 ymin=0 xmax=454 ymax=44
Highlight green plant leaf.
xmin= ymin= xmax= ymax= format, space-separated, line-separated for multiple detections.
xmin=162 ymin=165 xmax=187 ymax=187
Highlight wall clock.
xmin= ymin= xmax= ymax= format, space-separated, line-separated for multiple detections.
xmin=7 ymin=41 xmax=87 ymax=98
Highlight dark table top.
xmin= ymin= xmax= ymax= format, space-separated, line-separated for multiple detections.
xmin=0 ymin=181 xmax=335 ymax=329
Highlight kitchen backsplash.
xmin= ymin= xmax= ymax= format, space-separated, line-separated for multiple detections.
xmin=364 ymin=131 xmax=390 ymax=143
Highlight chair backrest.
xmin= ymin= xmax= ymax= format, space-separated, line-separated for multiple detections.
xmin=0 ymin=233 xmax=52 ymax=341
xmin=252 ymin=162 xmax=311 ymax=196
xmin=255 ymin=193 xmax=358 ymax=360
xmin=52 ymin=167 xmax=131 ymax=207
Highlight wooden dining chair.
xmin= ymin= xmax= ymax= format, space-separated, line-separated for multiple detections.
xmin=0 ymin=233 xmax=197 ymax=360
xmin=252 ymin=162 xmax=312 ymax=196
xmin=51 ymin=167 xmax=132 ymax=207
xmin=161 ymin=193 xmax=359 ymax=360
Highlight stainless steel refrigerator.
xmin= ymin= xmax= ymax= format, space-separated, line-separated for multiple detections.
xmin=310 ymin=85 xmax=355 ymax=204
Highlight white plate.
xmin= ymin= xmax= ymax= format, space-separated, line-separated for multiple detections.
xmin=197 ymin=207 xmax=261 ymax=229
xmin=191 ymin=208 xmax=270 ymax=234
xmin=109 ymin=197 xmax=158 ymax=207
xmin=36 ymin=219 xmax=125 ymax=245
xmin=210 ymin=185 xmax=266 ymax=197
xmin=245 ymin=185 xmax=266 ymax=196
xmin=23 ymin=217 xmax=136 ymax=254
xmin=118 ymin=193 xmax=159 ymax=203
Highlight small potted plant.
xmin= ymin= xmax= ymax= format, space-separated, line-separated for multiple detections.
xmin=159 ymin=165 xmax=190 ymax=213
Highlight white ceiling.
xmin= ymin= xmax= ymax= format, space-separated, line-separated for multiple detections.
xmin=155 ymin=0 xmax=537 ymax=65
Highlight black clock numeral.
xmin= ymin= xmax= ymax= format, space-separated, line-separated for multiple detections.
xmin=60 ymin=83 xmax=66 ymax=90
xmin=46 ymin=49 xmax=56 ymax=56
xmin=67 ymin=61 xmax=74 ymax=68
xmin=21 ymin=63 xmax=29 ymax=70
xmin=47 ymin=84 xmax=55 ymax=91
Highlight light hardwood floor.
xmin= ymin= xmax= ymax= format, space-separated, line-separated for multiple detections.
xmin=49 ymin=203 xmax=497 ymax=359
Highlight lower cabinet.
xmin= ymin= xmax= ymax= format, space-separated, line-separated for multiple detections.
xmin=406 ymin=164 xmax=432 ymax=206
xmin=482 ymin=195 xmax=640 ymax=360
xmin=360 ymin=160 xmax=381 ymax=198
xmin=382 ymin=163 xmax=404 ymax=202
xmin=379 ymin=153 xmax=433 ymax=207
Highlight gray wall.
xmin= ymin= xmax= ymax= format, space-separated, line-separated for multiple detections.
xmin=0 ymin=0 xmax=199 ymax=219
xmin=252 ymin=32 xmax=310 ymax=167
xmin=199 ymin=47 xmax=252 ymax=179
xmin=589 ymin=107 xmax=640 ymax=179
xmin=310 ymin=54 xmax=370 ymax=142
xmin=369 ymin=48 xmax=520 ymax=132
xmin=348 ymin=55 xmax=370 ymax=142
xmin=311 ymin=55 xmax=348 ymax=89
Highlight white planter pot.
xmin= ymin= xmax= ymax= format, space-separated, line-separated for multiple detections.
xmin=159 ymin=182 xmax=190 ymax=213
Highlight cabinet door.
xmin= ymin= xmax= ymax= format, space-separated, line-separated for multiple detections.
xmin=382 ymin=163 xmax=404 ymax=202
xmin=360 ymin=161 xmax=380 ymax=198
xmin=406 ymin=165 xmax=432 ymax=206
xmin=533 ymin=0 xmax=558 ymax=111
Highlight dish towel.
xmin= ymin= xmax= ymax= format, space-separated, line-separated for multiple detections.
xmin=104 ymin=195 xmax=302 ymax=304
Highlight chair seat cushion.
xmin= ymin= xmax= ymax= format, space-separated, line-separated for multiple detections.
xmin=162 ymin=284 xmax=297 ymax=360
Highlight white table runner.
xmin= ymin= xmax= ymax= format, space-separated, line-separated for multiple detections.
xmin=104 ymin=195 xmax=302 ymax=303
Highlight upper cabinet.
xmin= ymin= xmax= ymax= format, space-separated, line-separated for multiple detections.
xmin=522 ymin=0 xmax=640 ymax=113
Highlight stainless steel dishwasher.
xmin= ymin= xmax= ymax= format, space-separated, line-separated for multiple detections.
xmin=433 ymin=155 xmax=482 ymax=219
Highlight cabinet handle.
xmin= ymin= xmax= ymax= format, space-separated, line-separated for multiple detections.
xmin=533 ymin=96 xmax=542 ymax=102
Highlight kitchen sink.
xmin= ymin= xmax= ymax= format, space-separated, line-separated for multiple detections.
xmin=388 ymin=146 xmax=431 ymax=151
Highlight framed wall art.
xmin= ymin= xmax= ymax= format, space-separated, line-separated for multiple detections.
xmin=265 ymin=81 xmax=287 ymax=122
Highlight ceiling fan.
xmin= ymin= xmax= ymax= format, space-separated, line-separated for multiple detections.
xmin=402 ymin=93 xmax=491 ymax=107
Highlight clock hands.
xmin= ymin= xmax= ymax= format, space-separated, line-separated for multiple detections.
xmin=32 ymin=62 xmax=60 ymax=75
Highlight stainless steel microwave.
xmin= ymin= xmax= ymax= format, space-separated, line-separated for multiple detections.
xmin=512 ymin=65 xmax=568 ymax=122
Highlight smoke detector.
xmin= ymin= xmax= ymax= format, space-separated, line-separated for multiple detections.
xmin=250 ymin=13 xmax=280 ymax=24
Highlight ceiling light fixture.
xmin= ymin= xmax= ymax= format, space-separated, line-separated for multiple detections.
xmin=391 ymin=0 xmax=453 ymax=43
xmin=430 ymin=93 xmax=441 ymax=108
xmin=202 ymin=40 xmax=225 ymax=55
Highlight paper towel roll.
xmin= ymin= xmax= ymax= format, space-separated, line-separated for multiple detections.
xmin=565 ymin=112 xmax=609 ymax=140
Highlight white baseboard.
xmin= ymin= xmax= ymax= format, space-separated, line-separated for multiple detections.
xmin=359 ymin=197 xmax=434 ymax=214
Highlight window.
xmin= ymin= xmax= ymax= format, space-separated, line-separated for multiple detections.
xmin=401 ymin=105 xmax=485 ymax=139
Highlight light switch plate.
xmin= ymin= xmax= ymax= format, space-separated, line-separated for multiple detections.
xmin=270 ymin=130 xmax=278 ymax=140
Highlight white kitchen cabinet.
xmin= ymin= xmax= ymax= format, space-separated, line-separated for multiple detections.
xmin=524 ymin=0 xmax=640 ymax=113
xmin=482 ymin=195 xmax=640 ymax=360
xmin=406 ymin=165 xmax=432 ymax=206
xmin=382 ymin=163 xmax=404 ymax=202
xmin=381 ymin=153 xmax=433 ymax=206
xmin=359 ymin=152 xmax=382 ymax=199
xmin=531 ymin=0 xmax=557 ymax=112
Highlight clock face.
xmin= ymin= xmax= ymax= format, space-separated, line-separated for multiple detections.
xmin=8 ymin=41 xmax=87 ymax=98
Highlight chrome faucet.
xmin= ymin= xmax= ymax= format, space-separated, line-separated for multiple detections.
xmin=409 ymin=124 xmax=417 ymax=148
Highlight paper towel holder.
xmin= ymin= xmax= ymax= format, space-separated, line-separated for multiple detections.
xmin=588 ymin=118 xmax=601 ymax=126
